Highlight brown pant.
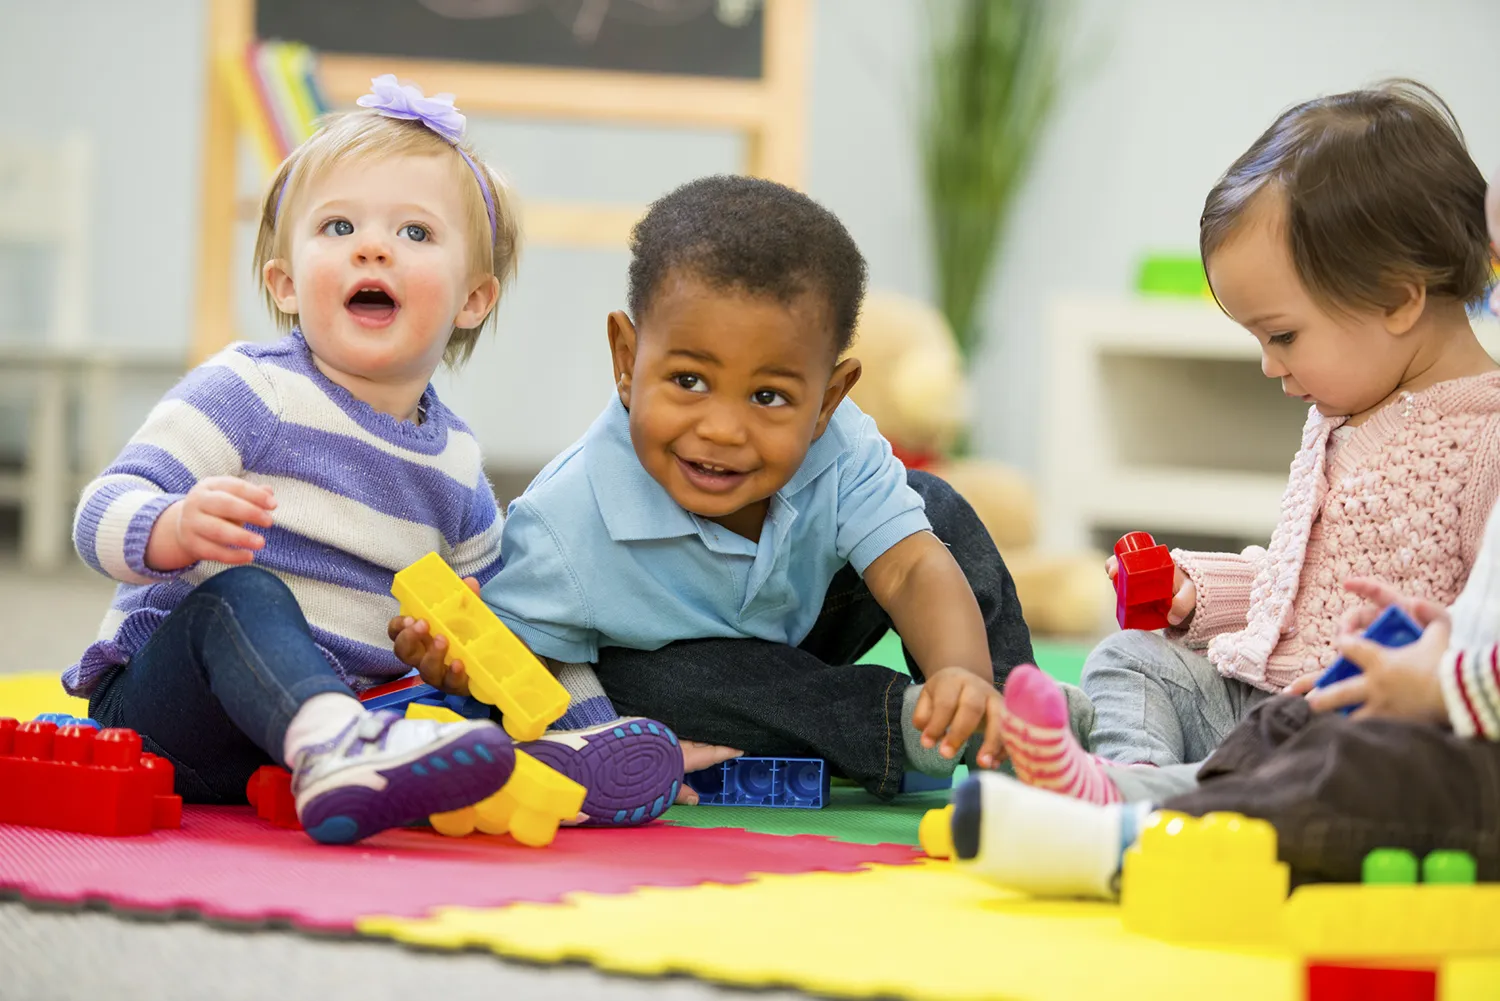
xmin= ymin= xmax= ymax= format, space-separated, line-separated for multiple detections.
xmin=1164 ymin=695 xmax=1500 ymax=885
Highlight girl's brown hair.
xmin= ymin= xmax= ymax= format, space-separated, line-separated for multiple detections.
xmin=1201 ymin=79 xmax=1492 ymax=313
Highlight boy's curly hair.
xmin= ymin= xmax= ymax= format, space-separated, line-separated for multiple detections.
xmin=627 ymin=175 xmax=868 ymax=355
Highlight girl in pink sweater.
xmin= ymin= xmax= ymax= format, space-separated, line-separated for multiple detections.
xmin=1002 ymin=80 xmax=1500 ymax=805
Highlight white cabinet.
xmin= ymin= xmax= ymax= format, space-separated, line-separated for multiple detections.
xmin=1040 ymin=296 xmax=1500 ymax=553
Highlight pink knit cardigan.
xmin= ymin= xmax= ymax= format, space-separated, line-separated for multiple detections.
xmin=1169 ymin=372 xmax=1500 ymax=691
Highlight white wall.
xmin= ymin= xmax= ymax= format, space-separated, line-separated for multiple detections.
xmin=2 ymin=0 xmax=1498 ymax=474
xmin=977 ymin=0 xmax=1500 ymax=468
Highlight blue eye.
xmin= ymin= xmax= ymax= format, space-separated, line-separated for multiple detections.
xmin=752 ymin=389 xmax=789 ymax=407
xmin=401 ymin=224 xmax=429 ymax=242
xmin=321 ymin=219 xmax=353 ymax=237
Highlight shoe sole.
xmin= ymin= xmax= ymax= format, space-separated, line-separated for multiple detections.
xmin=300 ymin=727 xmax=516 ymax=845
xmin=523 ymin=719 xmax=684 ymax=827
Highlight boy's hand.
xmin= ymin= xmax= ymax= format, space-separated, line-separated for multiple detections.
xmin=912 ymin=666 xmax=1005 ymax=769
xmin=1306 ymin=579 xmax=1451 ymax=724
xmin=675 ymin=740 xmax=744 ymax=805
xmin=145 ymin=477 xmax=276 ymax=571
xmin=386 ymin=575 xmax=481 ymax=697
xmin=1105 ymin=556 xmax=1197 ymax=626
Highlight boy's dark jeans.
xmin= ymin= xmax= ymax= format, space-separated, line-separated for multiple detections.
xmin=1166 ymin=695 xmax=1500 ymax=884
xmin=591 ymin=470 xmax=1036 ymax=799
xmin=89 ymin=565 xmax=353 ymax=804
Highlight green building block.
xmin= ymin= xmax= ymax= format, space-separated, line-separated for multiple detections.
xmin=1136 ymin=255 xmax=1209 ymax=298
xmin=1422 ymin=850 xmax=1477 ymax=884
xmin=1362 ymin=847 xmax=1419 ymax=884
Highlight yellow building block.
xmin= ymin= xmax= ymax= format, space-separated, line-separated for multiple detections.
xmin=1444 ymin=956 xmax=1500 ymax=1001
xmin=391 ymin=552 xmax=570 ymax=741
xmin=1120 ymin=811 xmax=1288 ymax=948
xmin=429 ymin=751 xmax=586 ymax=848
xmin=1284 ymin=883 xmax=1500 ymax=958
xmin=404 ymin=702 xmax=465 ymax=724
xmin=919 ymin=806 xmax=955 ymax=859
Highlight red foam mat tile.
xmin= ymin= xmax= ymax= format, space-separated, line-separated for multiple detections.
xmin=0 ymin=806 xmax=919 ymax=931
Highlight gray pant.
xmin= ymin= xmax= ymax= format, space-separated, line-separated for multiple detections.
xmin=1081 ymin=630 xmax=1272 ymax=802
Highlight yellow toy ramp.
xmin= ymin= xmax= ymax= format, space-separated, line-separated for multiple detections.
xmin=359 ymin=861 xmax=1299 ymax=1001
xmin=0 ymin=673 xmax=89 ymax=721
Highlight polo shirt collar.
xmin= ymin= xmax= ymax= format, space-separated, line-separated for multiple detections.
xmin=586 ymin=396 xmax=699 ymax=542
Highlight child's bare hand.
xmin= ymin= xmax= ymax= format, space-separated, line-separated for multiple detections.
xmin=675 ymin=740 xmax=744 ymax=805
xmin=912 ymin=666 xmax=1005 ymax=768
xmin=1105 ymin=556 xmax=1197 ymax=626
xmin=1282 ymin=672 xmax=1321 ymax=696
xmin=386 ymin=576 xmax=481 ymax=696
xmin=1307 ymin=601 xmax=1451 ymax=723
xmin=145 ymin=477 xmax=276 ymax=571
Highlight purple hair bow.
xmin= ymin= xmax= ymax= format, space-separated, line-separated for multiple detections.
xmin=351 ymin=74 xmax=497 ymax=239
xmin=357 ymin=74 xmax=467 ymax=144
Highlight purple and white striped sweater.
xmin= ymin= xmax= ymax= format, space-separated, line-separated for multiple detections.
xmin=66 ymin=331 xmax=503 ymax=698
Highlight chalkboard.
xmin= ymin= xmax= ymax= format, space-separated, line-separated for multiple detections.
xmin=256 ymin=0 xmax=764 ymax=79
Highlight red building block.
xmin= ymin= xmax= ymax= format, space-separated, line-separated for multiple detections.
xmin=1114 ymin=532 xmax=1176 ymax=631
xmin=0 ymin=718 xmax=182 ymax=836
xmin=1306 ymin=963 xmax=1437 ymax=1001
xmin=246 ymin=765 xmax=301 ymax=830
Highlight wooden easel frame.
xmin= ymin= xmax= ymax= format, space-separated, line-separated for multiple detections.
xmin=192 ymin=0 xmax=810 ymax=363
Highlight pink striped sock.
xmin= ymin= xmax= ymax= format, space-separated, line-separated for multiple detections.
xmin=1000 ymin=665 xmax=1120 ymax=805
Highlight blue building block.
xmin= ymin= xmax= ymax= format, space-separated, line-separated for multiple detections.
xmin=1314 ymin=605 xmax=1422 ymax=714
xmin=360 ymin=674 xmax=494 ymax=720
xmin=32 ymin=713 xmax=100 ymax=729
xmin=899 ymin=770 xmax=954 ymax=794
xmin=686 ymin=757 xmax=830 ymax=809
xmin=357 ymin=675 xmax=443 ymax=712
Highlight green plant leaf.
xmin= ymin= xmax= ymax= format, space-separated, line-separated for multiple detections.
xmin=920 ymin=0 xmax=1068 ymax=365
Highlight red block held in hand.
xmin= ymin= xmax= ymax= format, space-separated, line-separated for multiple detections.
xmin=1114 ymin=532 xmax=1175 ymax=632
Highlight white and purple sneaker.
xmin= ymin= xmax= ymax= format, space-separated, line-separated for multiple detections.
xmin=522 ymin=717 xmax=684 ymax=827
xmin=292 ymin=711 xmax=516 ymax=845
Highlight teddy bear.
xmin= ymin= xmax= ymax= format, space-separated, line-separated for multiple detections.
xmin=848 ymin=290 xmax=1110 ymax=636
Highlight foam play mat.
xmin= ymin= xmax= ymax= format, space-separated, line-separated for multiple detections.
xmin=0 ymin=806 xmax=918 ymax=931
xmin=16 ymin=666 xmax=1497 ymax=1000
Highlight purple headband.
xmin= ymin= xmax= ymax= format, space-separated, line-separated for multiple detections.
xmin=277 ymin=74 xmax=498 ymax=239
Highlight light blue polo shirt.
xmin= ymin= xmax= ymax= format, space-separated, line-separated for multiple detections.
xmin=482 ymin=395 xmax=931 ymax=664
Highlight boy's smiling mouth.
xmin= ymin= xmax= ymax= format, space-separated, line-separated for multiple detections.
xmin=675 ymin=455 xmax=751 ymax=494
xmin=345 ymin=281 xmax=400 ymax=327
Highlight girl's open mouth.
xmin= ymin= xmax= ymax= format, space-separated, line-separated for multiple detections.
xmin=346 ymin=286 xmax=399 ymax=326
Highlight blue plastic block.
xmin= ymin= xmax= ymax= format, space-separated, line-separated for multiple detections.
xmin=1314 ymin=605 xmax=1423 ymax=714
xmin=898 ymin=770 xmax=954 ymax=794
xmin=442 ymin=694 xmax=493 ymax=720
xmin=686 ymin=757 xmax=830 ymax=809
xmin=32 ymin=713 xmax=100 ymax=729
xmin=358 ymin=677 xmax=443 ymax=712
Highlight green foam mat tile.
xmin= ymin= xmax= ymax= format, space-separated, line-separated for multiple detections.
xmin=858 ymin=630 xmax=1090 ymax=688
xmin=663 ymin=786 xmax=953 ymax=846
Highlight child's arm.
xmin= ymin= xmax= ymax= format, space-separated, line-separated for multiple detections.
xmin=1164 ymin=548 xmax=1266 ymax=648
xmin=75 ymin=352 xmax=278 ymax=582
xmin=863 ymin=530 xmax=1004 ymax=767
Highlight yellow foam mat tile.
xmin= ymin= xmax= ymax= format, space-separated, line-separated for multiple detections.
xmin=358 ymin=861 xmax=1299 ymax=1001
xmin=0 ymin=672 xmax=89 ymax=722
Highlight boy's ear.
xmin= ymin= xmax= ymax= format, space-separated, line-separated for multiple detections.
xmin=1384 ymin=282 xmax=1426 ymax=336
xmin=814 ymin=357 xmax=862 ymax=438
xmin=457 ymin=275 xmax=501 ymax=330
xmin=607 ymin=311 xmax=638 ymax=408
xmin=263 ymin=259 xmax=297 ymax=315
